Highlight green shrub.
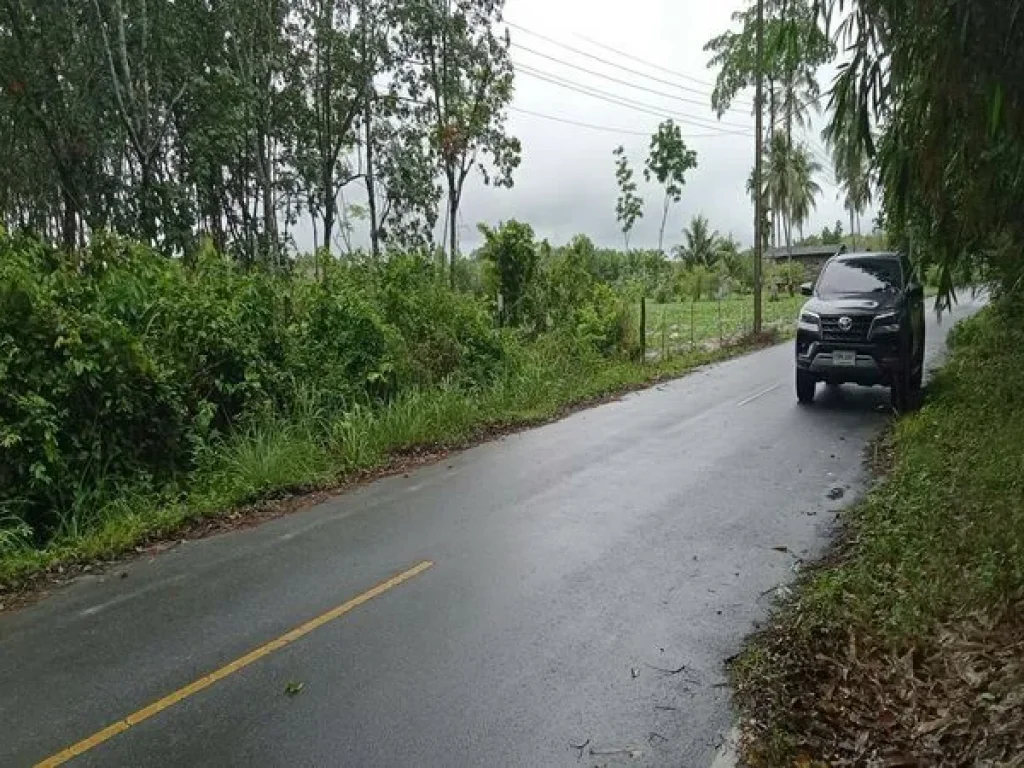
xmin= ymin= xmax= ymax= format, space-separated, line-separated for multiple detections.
xmin=375 ymin=254 xmax=506 ymax=388
xmin=0 ymin=234 xmax=510 ymax=544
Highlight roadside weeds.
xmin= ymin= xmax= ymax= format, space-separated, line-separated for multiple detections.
xmin=0 ymin=330 xmax=784 ymax=610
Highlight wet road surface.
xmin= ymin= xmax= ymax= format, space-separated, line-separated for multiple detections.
xmin=0 ymin=296 xmax=984 ymax=767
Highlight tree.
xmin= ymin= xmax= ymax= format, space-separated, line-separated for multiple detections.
xmin=816 ymin=0 xmax=1024 ymax=303
xmin=291 ymin=0 xmax=368 ymax=264
xmin=679 ymin=214 xmax=723 ymax=268
xmin=0 ymin=0 xmax=112 ymax=249
xmin=396 ymin=0 xmax=521 ymax=287
xmin=706 ymin=0 xmax=832 ymax=247
xmin=90 ymin=0 xmax=194 ymax=246
xmin=613 ymin=145 xmax=643 ymax=250
xmin=762 ymin=134 xmax=821 ymax=262
xmin=478 ymin=219 xmax=537 ymax=326
xmin=826 ymin=131 xmax=872 ymax=250
xmin=0 ymin=0 xmax=522 ymax=265
xmin=789 ymin=143 xmax=822 ymax=241
xmin=644 ymin=120 xmax=698 ymax=253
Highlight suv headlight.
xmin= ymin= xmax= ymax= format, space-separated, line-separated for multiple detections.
xmin=870 ymin=311 xmax=901 ymax=336
xmin=798 ymin=311 xmax=820 ymax=333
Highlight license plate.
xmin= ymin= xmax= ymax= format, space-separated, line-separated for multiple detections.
xmin=833 ymin=350 xmax=857 ymax=366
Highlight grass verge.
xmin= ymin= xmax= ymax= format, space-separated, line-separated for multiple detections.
xmin=0 ymin=330 xmax=783 ymax=599
xmin=732 ymin=299 xmax=1024 ymax=766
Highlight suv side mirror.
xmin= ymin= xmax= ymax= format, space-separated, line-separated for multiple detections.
xmin=800 ymin=282 xmax=814 ymax=297
xmin=908 ymin=282 xmax=924 ymax=299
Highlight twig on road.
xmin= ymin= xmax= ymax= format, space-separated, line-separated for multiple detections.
xmin=589 ymin=746 xmax=644 ymax=757
xmin=569 ymin=738 xmax=590 ymax=761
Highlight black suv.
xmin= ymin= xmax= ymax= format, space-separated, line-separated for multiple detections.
xmin=795 ymin=251 xmax=925 ymax=410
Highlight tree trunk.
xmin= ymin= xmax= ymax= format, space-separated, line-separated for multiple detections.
xmin=850 ymin=209 xmax=856 ymax=250
xmin=61 ymin=185 xmax=77 ymax=251
xmin=658 ymin=195 xmax=670 ymax=253
xmin=448 ymin=188 xmax=458 ymax=289
xmin=768 ymin=79 xmax=777 ymax=250
xmin=785 ymin=215 xmax=794 ymax=295
xmin=361 ymin=0 xmax=380 ymax=261
xmin=140 ymin=160 xmax=157 ymax=245
xmin=365 ymin=93 xmax=379 ymax=260
xmin=262 ymin=179 xmax=276 ymax=267
xmin=322 ymin=120 xmax=335 ymax=258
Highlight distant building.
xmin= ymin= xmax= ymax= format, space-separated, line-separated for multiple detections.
xmin=769 ymin=243 xmax=847 ymax=282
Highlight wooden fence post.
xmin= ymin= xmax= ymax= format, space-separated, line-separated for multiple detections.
xmin=640 ymin=295 xmax=647 ymax=363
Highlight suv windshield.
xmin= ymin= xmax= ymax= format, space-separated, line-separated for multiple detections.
xmin=816 ymin=257 xmax=903 ymax=298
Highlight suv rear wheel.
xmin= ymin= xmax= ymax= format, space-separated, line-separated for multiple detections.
xmin=796 ymin=370 xmax=816 ymax=404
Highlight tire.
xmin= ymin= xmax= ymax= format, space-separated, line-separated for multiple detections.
xmin=796 ymin=370 xmax=816 ymax=404
xmin=894 ymin=336 xmax=922 ymax=412
xmin=892 ymin=365 xmax=918 ymax=413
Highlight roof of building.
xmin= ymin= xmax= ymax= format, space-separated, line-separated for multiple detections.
xmin=768 ymin=243 xmax=847 ymax=261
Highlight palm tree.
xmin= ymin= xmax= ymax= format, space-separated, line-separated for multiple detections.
xmin=764 ymin=133 xmax=794 ymax=257
xmin=838 ymin=152 xmax=872 ymax=249
xmin=761 ymin=136 xmax=822 ymax=293
xmin=823 ymin=85 xmax=875 ymax=250
xmin=678 ymin=214 xmax=722 ymax=268
xmin=789 ymin=144 xmax=823 ymax=241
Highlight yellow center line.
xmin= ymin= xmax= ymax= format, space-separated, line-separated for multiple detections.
xmin=35 ymin=560 xmax=435 ymax=768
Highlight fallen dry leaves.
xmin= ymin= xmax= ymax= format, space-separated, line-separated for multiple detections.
xmin=734 ymin=603 xmax=1024 ymax=767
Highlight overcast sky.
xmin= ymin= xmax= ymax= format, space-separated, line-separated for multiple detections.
xmin=303 ymin=0 xmax=871 ymax=254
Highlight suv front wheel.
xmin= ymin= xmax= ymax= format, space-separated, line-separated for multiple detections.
xmin=796 ymin=369 xmax=816 ymax=404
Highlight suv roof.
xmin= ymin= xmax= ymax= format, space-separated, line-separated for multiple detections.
xmin=835 ymin=250 xmax=900 ymax=262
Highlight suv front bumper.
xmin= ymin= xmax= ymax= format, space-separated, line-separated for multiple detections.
xmin=796 ymin=337 xmax=902 ymax=386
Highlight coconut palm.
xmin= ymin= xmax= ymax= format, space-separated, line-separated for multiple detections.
xmin=823 ymin=93 xmax=875 ymax=250
xmin=764 ymin=133 xmax=795 ymax=256
xmin=678 ymin=214 xmax=722 ymax=268
xmin=789 ymin=144 xmax=823 ymax=241
xmin=837 ymin=151 xmax=873 ymax=249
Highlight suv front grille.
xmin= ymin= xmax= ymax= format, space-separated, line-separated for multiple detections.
xmin=820 ymin=314 xmax=871 ymax=342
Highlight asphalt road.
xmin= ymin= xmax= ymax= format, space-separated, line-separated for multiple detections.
xmin=0 ymin=295 xmax=984 ymax=768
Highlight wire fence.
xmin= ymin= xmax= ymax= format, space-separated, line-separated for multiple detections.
xmin=638 ymin=293 xmax=805 ymax=361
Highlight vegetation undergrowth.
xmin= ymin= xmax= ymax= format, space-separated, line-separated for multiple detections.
xmin=0 ymin=330 xmax=774 ymax=590
xmin=0 ymin=228 xmax=784 ymax=592
xmin=733 ymin=298 xmax=1024 ymax=766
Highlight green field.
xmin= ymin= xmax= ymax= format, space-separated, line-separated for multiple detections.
xmin=639 ymin=294 xmax=804 ymax=355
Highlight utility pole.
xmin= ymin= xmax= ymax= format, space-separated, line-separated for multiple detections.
xmin=753 ymin=0 xmax=765 ymax=334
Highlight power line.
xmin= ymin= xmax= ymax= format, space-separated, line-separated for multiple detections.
xmin=513 ymin=63 xmax=752 ymax=136
xmin=515 ymin=64 xmax=751 ymax=135
xmin=509 ymin=105 xmax=757 ymax=139
xmin=573 ymin=30 xmax=728 ymax=94
xmin=386 ymin=80 xmax=750 ymax=139
xmin=509 ymin=106 xmax=652 ymax=137
xmin=512 ymin=42 xmax=752 ymax=129
xmin=505 ymin=20 xmax=753 ymax=110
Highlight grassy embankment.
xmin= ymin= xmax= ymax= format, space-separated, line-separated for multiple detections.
xmin=733 ymin=298 xmax=1024 ymax=766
